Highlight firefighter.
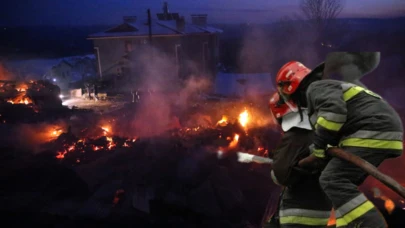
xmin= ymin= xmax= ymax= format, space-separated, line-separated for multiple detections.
xmin=264 ymin=92 xmax=333 ymax=228
xmin=275 ymin=60 xmax=403 ymax=228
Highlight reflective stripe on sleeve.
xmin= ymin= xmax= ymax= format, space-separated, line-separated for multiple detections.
xmin=342 ymin=85 xmax=382 ymax=102
xmin=312 ymin=148 xmax=326 ymax=158
xmin=318 ymin=111 xmax=347 ymax=123
xmin=339 ymin=138 xmax=403 ymax=150
xmin=342 ymin=130 xmax=403 ymax=141
xmin=316 ymin=117 xmax=344 ymax=131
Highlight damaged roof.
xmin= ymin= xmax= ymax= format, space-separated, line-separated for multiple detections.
xmin=88 ymin=20 xmax=222 ymax=39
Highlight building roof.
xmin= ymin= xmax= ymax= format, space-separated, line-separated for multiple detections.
xmin=88 ymin=20 xmax=222 ymax=39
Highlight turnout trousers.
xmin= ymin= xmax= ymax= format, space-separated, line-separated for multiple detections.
xmin=319 ymin=147 xmax=399 ymax=228
xmin=279 ymin=175 xmax=333 ymax=228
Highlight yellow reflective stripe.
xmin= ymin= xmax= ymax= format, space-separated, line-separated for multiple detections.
xmin=340 ymin=138 xmax=403 ymax=150
xmin=316 ymin=117 xmax=344 ymax=131
xmin=343 ymin=130 xmax=403 ymax=141
xmin=336 ymin=201 xmax=374 ymax=227
xmin=335 ymin=194 xmax=368 ymax=218
xmin=343 ymin=87 xmax=362 ymax=101
xmin=280 ymin=216 xmax=329 ymax=226
xmin=312 ymin=148 xmax=326 ymax=158
xmin=343 ymin=86 xmax=381 ymax=102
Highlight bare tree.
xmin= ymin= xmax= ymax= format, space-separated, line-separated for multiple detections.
xmin=300 ymin=0 xmax=344 ymax=41
xmin=301 ymin=0 xmax=343 ymax=27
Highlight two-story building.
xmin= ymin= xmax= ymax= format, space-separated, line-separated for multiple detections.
xmin=87 ymin=2 xmax=222 ymax=91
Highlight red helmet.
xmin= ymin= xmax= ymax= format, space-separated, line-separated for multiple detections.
xmin=269 ymin=92 xmax=296 ymax=119
xmin=276 ymin=61 xmax=312 ymax=95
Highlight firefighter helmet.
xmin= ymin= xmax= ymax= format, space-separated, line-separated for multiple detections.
xmin=276 ymin=61 xmax=312 ymax=95
xmin=269 ymin=92 xmax=296 ymax=119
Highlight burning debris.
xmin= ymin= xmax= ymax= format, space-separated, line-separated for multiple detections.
xmin=0 ymin=79 xmax=68 ymax=124
xmin=1 ymin=79 xmax=61 ymax=106
xmin=0 ymin=102 xmax=281 ymax=226
xmin=38 ymin=107 xmax=274 ymax=167
xmin=3 ymin=84 xmax=402 ymax=227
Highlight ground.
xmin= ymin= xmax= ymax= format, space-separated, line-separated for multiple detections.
xmin=1 ymin=93 xmax=405 ymax=227
xmin=62 ymin=98 xmax=126 ymax=113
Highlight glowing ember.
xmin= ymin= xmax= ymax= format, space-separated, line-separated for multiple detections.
xmin=238 ymin=109 xmax=249 ymax=128
xmin=381 ymin=196 xmax=395 ymax=214
xmin=217 ymin=115 xmax=228 ymax=126
xmin=51 ymin=129 xmax=63 ymax=137
xmin=372 ymin=187 xmax=396 ymax=214
xmin=56 ymin=151 xmax=67 ymax=159
xmin=228 ymin=134 xmax=239 ymax=149
xmin=5 ymin=82 xmax=33 ymax=105
xmin=101 ymin=126 xmax=110 ymax=136
xmin=113 ymin=189 xmax=125 ymax=206
xmin=108 ymin=142 xmax=116 ymax=150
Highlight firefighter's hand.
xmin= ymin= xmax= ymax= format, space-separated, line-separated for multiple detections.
xmin=298 ymin=154 xmax=326 ymax=170
xmin=298 ymin=144 xmax=327 ymax=170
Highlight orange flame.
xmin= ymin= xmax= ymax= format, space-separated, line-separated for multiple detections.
xmin=56 ymin=151 xmax=67 ymax=159
xmin=381 ymin=196 xmax=395 ymax=214
xmin=238 ymin=109 xmax=249 ymax=128
xmin=228 ymin=134 xmax=239 ymax=149
xmin=51 ymin=129 xmax=63 ymax=138
xmin=327 ymin=209 xmax=336 ymax=226
xmin=5 ymin=83 xmax=33 ymax=105
xmin=101 ymin=126 xmax=110 ymax=136
xmin=372 ymin=187 xmax=396 ymax=214
xmin=217 ymin=115 xmax=228 ymax=126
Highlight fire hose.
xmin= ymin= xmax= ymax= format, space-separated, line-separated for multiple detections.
xmin=236 ymin=148 xmax=405 ymax=199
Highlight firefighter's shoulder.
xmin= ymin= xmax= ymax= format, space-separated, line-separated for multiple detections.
xmin=307 ymin=79 xmax=342 ymax=92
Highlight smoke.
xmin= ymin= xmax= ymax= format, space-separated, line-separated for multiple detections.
xmin=117 ymin=46 xmax=211 ymax=137
xmin=239 ymin=27 xmax=273 ymax=74
xmin=0 ymin=63 xmax=15 ymax=80
xmin=1 ymin=121 xmax=69 ymax=153
xmin=272 ymin=17 xmax=321 ymax=68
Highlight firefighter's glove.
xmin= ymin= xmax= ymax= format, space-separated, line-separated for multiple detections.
xmin=298 ymin=144 xmax=327 ymax=170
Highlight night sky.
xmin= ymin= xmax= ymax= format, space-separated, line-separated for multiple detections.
xmin=2 ymin=0 xmax=405 ymax=26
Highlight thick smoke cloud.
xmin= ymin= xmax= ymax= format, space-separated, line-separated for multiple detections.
xmin=115 ymin=46 xmax=211 ymax=138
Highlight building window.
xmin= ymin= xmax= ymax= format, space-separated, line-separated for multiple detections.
xmin=125 ymin=41 xmax=133 ymax=52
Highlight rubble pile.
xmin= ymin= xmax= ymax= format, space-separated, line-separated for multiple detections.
xmin=0 ymin=79 xmax=68 ymax=123
xmin=1 ymin=91 xmax=404 ymax=227
xmin=0 ymin=99 xmax=284 ymax=227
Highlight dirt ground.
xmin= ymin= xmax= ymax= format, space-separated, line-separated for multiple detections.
xmin=62 ymin=98 xmax=126 ymax=113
